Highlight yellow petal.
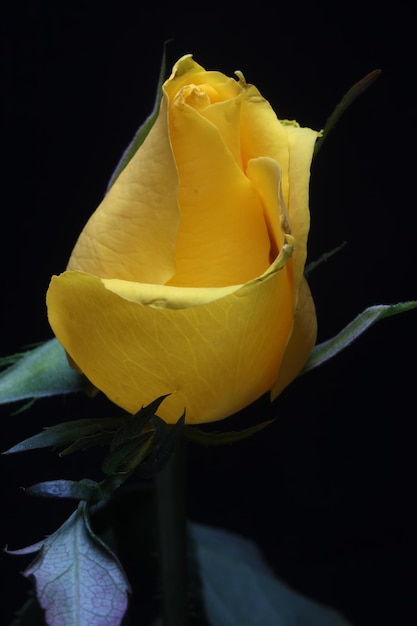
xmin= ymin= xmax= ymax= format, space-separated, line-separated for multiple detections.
xmin=164 ymin=55 xmax=240 ymax=102
xmin=166 ymin=92 xmax=271 ymax=287
xmin=245 ymin=156 xmax=290 ymax=263
xmin=239 ymin=83 xmax=291 ymax=200
xmin=198 ymin=97 xmax=243 ymax=168
xmin=164 ymin=55 xmax=205 ymax=92
xmin=283 ymin=122 xmax=320 ymax=300
xmin=67 ymin=96 xmax=180 ymax=284
xmin=238 ymin=82 xmax=319 ymax=304
xmin=47 ymin=246 xmax=294 ymax=424
xmin=271 ymin=277 xmax=317 ymax=400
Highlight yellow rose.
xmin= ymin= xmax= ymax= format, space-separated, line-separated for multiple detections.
xmin=46 ymin=55 xmax=319 ymax=424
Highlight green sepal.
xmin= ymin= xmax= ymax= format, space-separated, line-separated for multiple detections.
xmin=136 ymin=412 xmax=185 ymax=479
xmin=304 ymin=242 xmax=346 ymax=277
xmin=106 ymin=44 xmax=169 ymax=191
xmin=3 ymin=416 xmax=121 ymax=455
xmin=102 ymin=396 xmax=169 ymax=475
xmin=102 ymin=430 xmax=155 ymax=476
xmin=314 ymin=69 xmax=382 ymax=157
xmin=59 ymin=430 xmax=119 ymax=456
xmin=184 ymin=420 xmax=274 ymax=446
xmin=303 ymin=300 xmax=417 ymax=373
xmin=101 ymin=396 xmax=185 ymax=479
xmin=0 ymin=338 xmax=86 ymax=407
xmin=109 ymin=394 xmax=168 ymax=451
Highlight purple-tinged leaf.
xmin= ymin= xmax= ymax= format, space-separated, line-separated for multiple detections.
xmin=25 ymin=478 xmax=101 ymax=501
xmin=8 ymin=502 xmax=130 ymax=625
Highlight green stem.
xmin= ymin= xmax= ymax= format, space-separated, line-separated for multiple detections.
xmin=154 ymin=433 xmax=188 ymax=626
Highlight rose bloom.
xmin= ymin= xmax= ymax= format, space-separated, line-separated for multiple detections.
xmin=47 ymin=55 xmax=319 ymax=424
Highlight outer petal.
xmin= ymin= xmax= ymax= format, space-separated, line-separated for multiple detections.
xmin=46 ymin=243 xmax=294 ymax=425
xmin=283 ymin=122 xmax=320 ymax=301
xmin=245 ymin=156 xmax=290 ymax=263
xmin=271 ymin=277 xmax=317 ymax=400
xmin=67 ymin=96 xmax=180 ymax=284
xmin=239 ymin=83 xmax=291 ymax=199
xmin=245 ymin=153 xmax=318 ymax=397
xmin=239 ymin=83 xmax=319 ymax=304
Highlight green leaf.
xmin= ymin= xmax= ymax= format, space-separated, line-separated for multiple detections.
xmin=189 ymin=523 xmax=351 ymax=626
xmin=0 ymin=338 xmax=86 ymax=407
xmin=106 ymin=44 xmax=169 ymax=191
xmin=314 ymin=69 xmax=381 ymax=157
xmin=8 ymin=502 xmax=130 ymax=626
xmin=0 ymin=351 xmax=31 ymax=368
xmin=303 ymin=301 xmax=417 ymax=373
xmin=3 ymin=416 xmax=121 ymax=454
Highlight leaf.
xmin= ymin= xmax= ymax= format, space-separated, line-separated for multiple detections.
xmin=0 ymin=338 xmax=85 ymax=406
xmin=8 ymin=502 xmax=130 ymax=626
xmin=25 ymin=479 xmax=102 ymax=502
xmin=303 ymin=301 xmax=417 ymax=373
xmin=189 ymin=522 xmax=351 ymax=626
xmin=106 ymin=43 xmax=169 ymax=191
xmin=0 ymin=350 xmax=32 ymax=368
xmin=314 ymin=69 xmax=382 ymax=156
xmin=3 ymin=417 xmax=121 ymax=454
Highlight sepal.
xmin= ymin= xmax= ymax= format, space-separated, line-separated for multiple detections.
xmin=134 ymin=411 xmax=185 ymax=478
xmin=102 ymin=396 xmax=185 ymax=479
xmin=184 ymin=420 xmax=273 ymax=446
xmin=106 ymin=44 xmax=169 ymax=190
xmin=314 ymin=69 xmax=381 ymax=157
xmin=304 ymin=242 xmax=346 ymax=276
xmin=3 ymin=416 xmax=121 ymax=455
xmin=303 ymin=301 xmax=417 ymax=373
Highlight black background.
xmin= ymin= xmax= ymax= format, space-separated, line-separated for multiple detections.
xmin=1 ymin=2 xmax=416 ymax=625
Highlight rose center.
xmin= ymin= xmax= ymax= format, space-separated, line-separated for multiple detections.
xmin=178 ymin=83 xmax=222 ymax=110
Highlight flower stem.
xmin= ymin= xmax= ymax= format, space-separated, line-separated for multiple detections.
xmin=154 ymin=433 xmax=188 ymax=626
